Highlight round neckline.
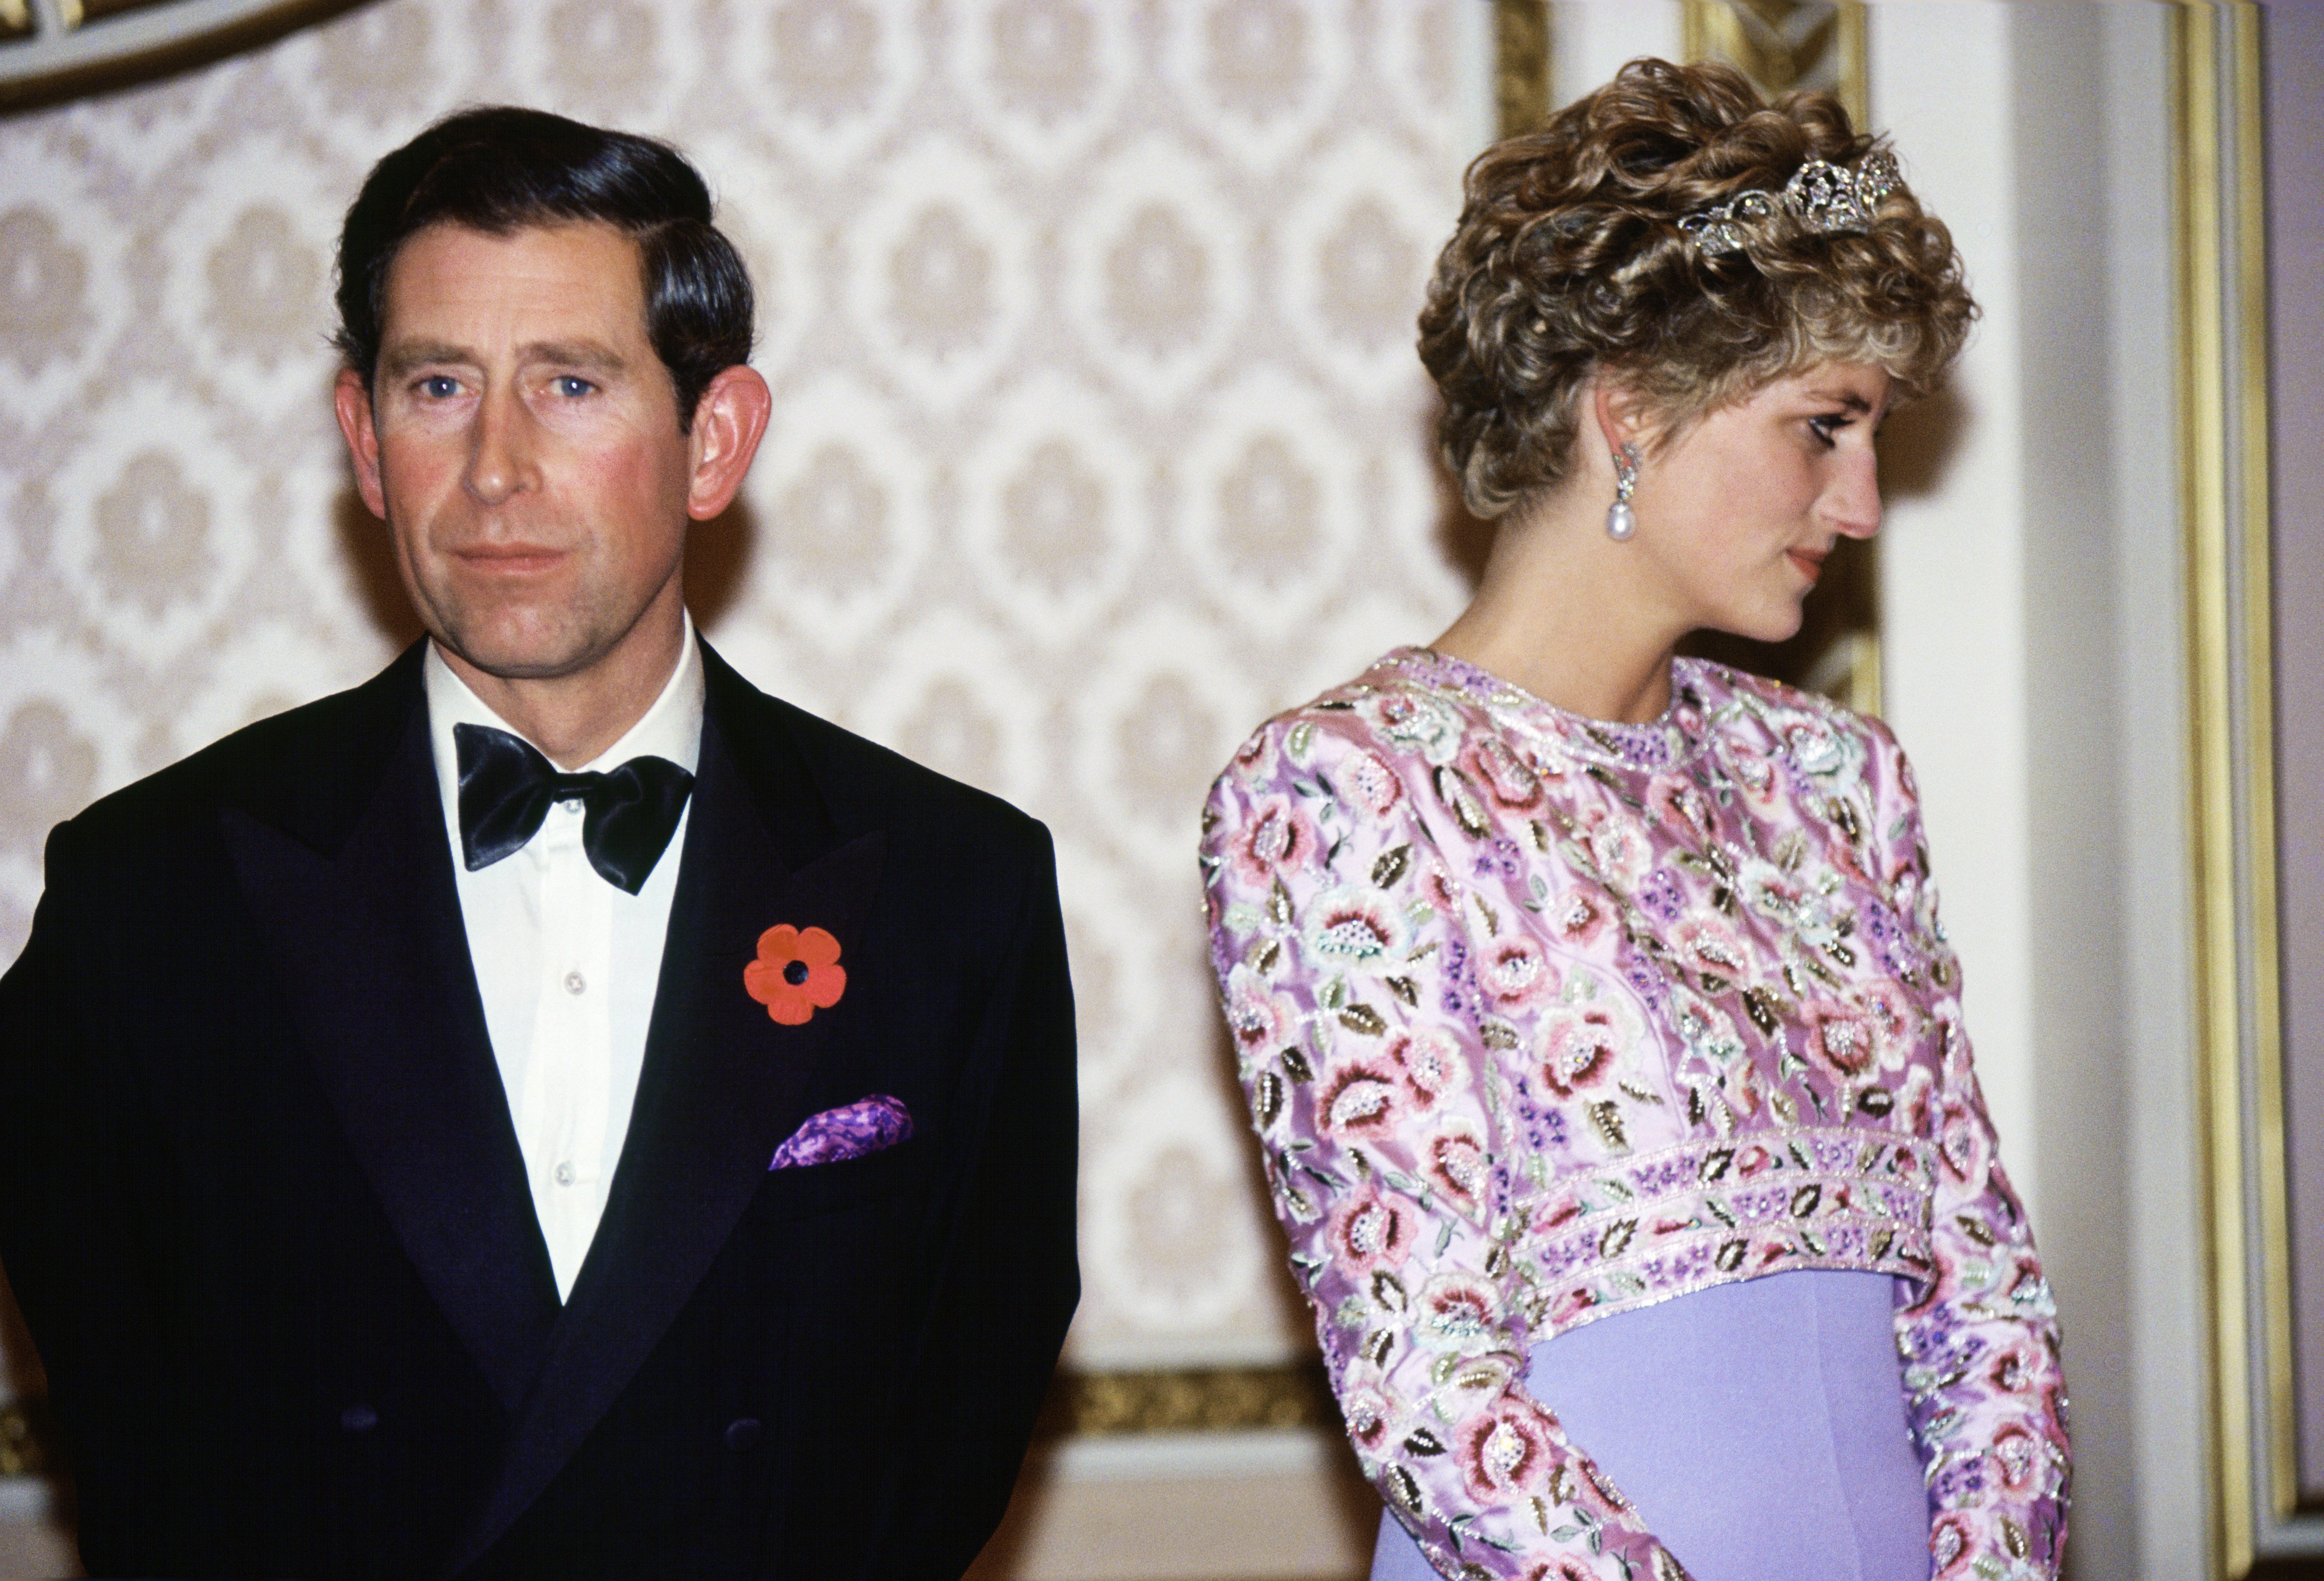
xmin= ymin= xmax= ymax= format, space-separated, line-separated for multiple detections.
xmin=1382 ymin=645 xmax=1709 ymax=768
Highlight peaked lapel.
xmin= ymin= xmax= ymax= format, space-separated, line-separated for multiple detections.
xmin=222 ymin=659 xmax=559 ymax=1418
xmin=445 ymin=647 xmax=888 ymax=1577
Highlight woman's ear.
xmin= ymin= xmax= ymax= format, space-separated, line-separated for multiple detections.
xmin=1590 ymin=376 xmax=1654 ymax=459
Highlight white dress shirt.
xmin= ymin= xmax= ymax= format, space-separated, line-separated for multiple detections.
xmin=424 ymin=616 xmax=704 ymax=1300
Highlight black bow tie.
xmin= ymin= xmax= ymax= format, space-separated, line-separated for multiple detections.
xmin=453 ymin=723 xmax=695 ymax=895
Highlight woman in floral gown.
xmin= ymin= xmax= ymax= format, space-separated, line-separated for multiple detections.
xmin=1199 ymin=58 xmax=2068 ymax=1581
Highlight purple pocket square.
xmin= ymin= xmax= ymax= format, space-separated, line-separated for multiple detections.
xmin=769 ymin=1094 xmax=913 ymax=1170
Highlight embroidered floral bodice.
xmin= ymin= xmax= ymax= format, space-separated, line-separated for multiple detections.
xmin=1200 ymin=647 xmax=2069 ymax=1581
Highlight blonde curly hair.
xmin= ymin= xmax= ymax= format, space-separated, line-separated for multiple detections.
xmin=1419 ymin=57 xmax=1976 ymax=519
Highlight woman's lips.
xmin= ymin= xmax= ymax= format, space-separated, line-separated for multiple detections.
xmin=1787 ymin=548 xmax=1827 ymax=585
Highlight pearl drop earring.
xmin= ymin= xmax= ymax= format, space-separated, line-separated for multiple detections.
xmin=1605 ymin=443 xmax=1640 ymax=541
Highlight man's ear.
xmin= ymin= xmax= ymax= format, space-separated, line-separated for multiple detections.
xmin=685 ymin=365 xmax=774 ymax=522
xmin=333 ymin=369 xmax=389 ymax=521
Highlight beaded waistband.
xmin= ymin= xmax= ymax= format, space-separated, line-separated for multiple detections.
xmin=1513 ymin=1127 xmax=1938 ymax=1334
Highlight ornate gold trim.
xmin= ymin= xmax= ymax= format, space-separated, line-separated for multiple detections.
xmin=1681 ymin=0 xmax=1868 ymax=132
xmin=1491 ymin=0 xmax=1552 ymax=140
xmin=2228 ymin=7 xmax=2302 ymax=1530
xmin=0 ymin=1399 xmax=50 ymax=1477
xmin=1042 ymin=1363 xmax=1338 ymax=1437
xmin=2179 ymin=2 xmax=2296 ymax=1571
xmin=0 ymin=0 xmax=366 ymax=113
xmin=2176 ymin=10 xmax=2247 ymax=1572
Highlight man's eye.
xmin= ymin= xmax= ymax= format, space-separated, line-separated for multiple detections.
xmin=420 ymin=376 xmax=460 ymax=398
xmin=552 ymin=376 xmax=596 ymax=397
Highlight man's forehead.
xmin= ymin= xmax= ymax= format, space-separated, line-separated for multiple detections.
xmin=378 ymin=219 xmax=649 ymax=331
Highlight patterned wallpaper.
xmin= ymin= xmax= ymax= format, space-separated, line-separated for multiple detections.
xmin=0 ymin=0 xmax=1478 ymax=1372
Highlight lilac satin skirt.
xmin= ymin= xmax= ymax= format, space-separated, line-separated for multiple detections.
xmin=1368 ymin=1270 xmax=1931 ymax=1581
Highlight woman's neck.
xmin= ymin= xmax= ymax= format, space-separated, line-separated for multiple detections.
xmin=1431 ymin=488 xmax=1686 ymax=725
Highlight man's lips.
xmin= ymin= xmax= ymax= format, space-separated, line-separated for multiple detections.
xmin=453 ymin=543 xmax=567 ymax=574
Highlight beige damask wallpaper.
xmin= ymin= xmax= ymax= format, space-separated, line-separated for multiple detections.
xmin=0 ymin=0 xmax=1478 ymax=1373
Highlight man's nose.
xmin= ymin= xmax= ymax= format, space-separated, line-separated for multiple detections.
xmin=464 ymin=385 xmax=536 ymax=506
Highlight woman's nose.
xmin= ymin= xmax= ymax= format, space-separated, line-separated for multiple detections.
xmin=1827 ymin=449 xmax=1882 ymax=539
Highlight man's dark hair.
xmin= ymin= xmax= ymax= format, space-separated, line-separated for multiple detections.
xmin=334 ymin=105 xmax=753 ymax=431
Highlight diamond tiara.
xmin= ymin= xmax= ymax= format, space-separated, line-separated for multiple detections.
xmin=1676 ymin=150 xmax=1903 ymax=256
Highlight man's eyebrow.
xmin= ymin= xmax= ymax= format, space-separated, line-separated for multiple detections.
xmin=521 ymin=340 xmax=629 ymax=373
xmin=376 ymin=340 xmax=631 ymax=380
xmin=378 ymin=340 xmax=478 ymax=380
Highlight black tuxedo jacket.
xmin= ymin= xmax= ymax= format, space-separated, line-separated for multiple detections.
xmin=0 ymin=641 xmax=1078 ymax=1579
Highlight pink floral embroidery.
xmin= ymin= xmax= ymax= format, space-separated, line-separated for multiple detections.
xmin=1329 ymin=1186 xmax=1413 ymax=1273
xmin=1545 ymin=886 xmax=1612 ymax=948
xmin=1671 ymin=911 xmax=1749 ymax=986
xmin=1228 ymin=795 xmax=1318 ymax=888
xmin=1340 ymin=748 xmax=1407 ymax=818
xmin=1646 ymin=771 xmax=1713 ymax=842
xmin=1537 ymin=1002 xmax=1622 ymax=1096
xmin=1454 ymin=1396 xmax=1559 ymax=1503
xmin=1341 ymin=1386 xmax=1393 ymax=1451
xmin=1392 ymin=1026 xmax=1469 ymax=1107
xmin=1304 ymin=888 xmax=1404 ymax=965
xmin=1423 ymin=1119 xmax=1491 ymax=1218
xmin=1468 ymin=737 xmax=1545 ymax=809
xmin=1317 ymin=1059 xmax=1408 ymax=1141
xmin=1804 ymin=999 xmax=1879 ymax=1080
xmin=1478 ymin=935 xmax=1556 ymax=1009
xmin=1220 ymin=964 xmax=1293 ymax=1058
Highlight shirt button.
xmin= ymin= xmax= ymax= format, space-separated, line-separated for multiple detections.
xmin=554 ymin=1161 xmax=576 ymax=1187
xmin=724 ymin=1418 xmax=762 ymax=1453
xmin=564 ymin=970 xmax=586 ymax=996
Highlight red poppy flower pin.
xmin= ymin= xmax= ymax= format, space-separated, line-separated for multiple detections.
xmin=743 ymin=924 xmax=846 ymax=1026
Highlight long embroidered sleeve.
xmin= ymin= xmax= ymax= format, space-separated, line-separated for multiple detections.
xmin=1872 ymin=750 xmax=2072 ymax=1575
xmin=1199 ymin=649 xmax=2068 ymax=1581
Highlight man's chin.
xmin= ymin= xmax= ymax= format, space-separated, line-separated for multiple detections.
xmin=427 ymin=626 xmax=605 ymax=685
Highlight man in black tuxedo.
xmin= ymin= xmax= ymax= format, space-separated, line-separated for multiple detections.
xmin=0 ymin=107 xmax=1077 ymax=1580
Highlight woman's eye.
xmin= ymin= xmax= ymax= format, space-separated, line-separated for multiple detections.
xmin=1808 ymin=414 xmax=1847 ymax=446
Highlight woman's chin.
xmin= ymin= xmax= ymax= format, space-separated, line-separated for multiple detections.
xmin=1704 ymin=605 xmax=1808 ymax=648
